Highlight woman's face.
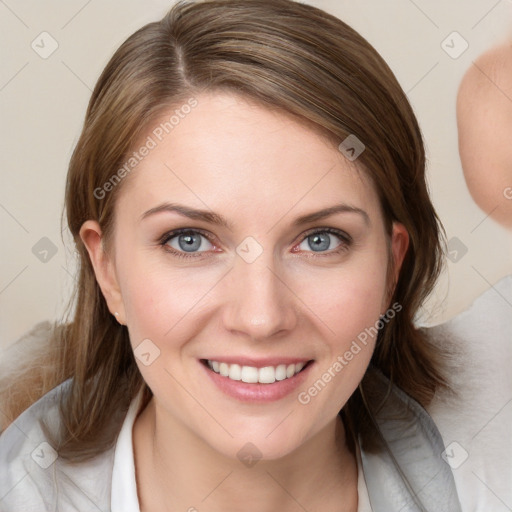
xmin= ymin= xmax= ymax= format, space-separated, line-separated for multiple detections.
xmin=84 ymin=92 xmax=407 ymax=461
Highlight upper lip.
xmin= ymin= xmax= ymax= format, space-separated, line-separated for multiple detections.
xmin=201 ymin=357 xmax=313 ymax=368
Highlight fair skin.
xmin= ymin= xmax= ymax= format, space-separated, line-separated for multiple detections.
xmin=80 ymin=92 xmax=409 ymax=512
xmin=457 ymin=42 xmax=512 ymax=228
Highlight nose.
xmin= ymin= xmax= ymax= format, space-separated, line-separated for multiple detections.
xmin=221 ymin=253 xmax=298 ymax=342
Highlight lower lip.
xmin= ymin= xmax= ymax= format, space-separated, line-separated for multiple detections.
xmin=200 ymin=360 xmax=314 ymax=403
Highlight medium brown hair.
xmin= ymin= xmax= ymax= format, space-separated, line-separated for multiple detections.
xmin=1 ymin=0 xmax=447 ymax=460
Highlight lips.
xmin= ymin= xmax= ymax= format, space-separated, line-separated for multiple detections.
xmin=204 ymin=359 xmax=309 ymax=384
xmin=200 ymin=357 xmax=314 ymax=402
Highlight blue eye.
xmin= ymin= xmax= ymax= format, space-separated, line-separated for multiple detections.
xmin=161 ymin=229 xmax=214 ymax=256
xmin=159 ymin=227 xmax=351 ymax=260
xmin=299 ymin=232 xmax=339 ymax=252
xmin=297 ymin=229 xmax=349 ymax=254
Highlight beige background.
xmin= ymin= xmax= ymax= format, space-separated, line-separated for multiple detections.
xmin=1 ymin=0 xmax=512 ymax=349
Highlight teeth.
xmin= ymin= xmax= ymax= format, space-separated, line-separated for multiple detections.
xmin=219 ymin=362 xmax=229 ymax=377
xmin=259 ymin=366 xmax=275 ymax=384
xmin=295 ymin=362 xmax=305 ymax=373
xmin=275 ymin=364 xmax=287 ymax=381
xmin=206 ymin=360 xmax=307 ymax=384
xmin=241 ymin=366 xmax=259 ymax=383
xmin=229 ymin=363 xmax=242 ymax=381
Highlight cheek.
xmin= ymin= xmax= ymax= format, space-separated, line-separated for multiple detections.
xmin=116 ymin=250 xmax=225 ymax=350
xmin=115 ymin=260 xmax=222 ymax=396
xmin=295 ymin=248 xmax=389 ymax=344
xmin=120 ymin=269 xmax=196 ymax=338
xmin=293 ymin=253 xmax=388 ymax=418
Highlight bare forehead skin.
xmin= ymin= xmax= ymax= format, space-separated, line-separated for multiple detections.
xmin=115 ymin=91 xmax=380 ymax=236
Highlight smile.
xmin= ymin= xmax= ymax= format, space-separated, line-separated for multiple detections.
xmin=204 ymin=359 xmax=309 ymax=384
xmin=200 ymin=357 xmax=314 ymax=402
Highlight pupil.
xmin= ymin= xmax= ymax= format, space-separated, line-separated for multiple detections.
xmin=309 ymin=233 xmax=330 ymax=252
xmin=179 ymin=233 xmax=201 ymax=252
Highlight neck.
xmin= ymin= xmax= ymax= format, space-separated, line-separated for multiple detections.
xmin=133 ymin=398 xmax=358 ymax=512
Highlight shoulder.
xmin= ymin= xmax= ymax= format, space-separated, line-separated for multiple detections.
xmin=0 ymin=320 xmax=62 ymax=432
xmin=359 ymin=366 xmax=463 ymax=512
xmin=424 ymin=275 xmax=512 ymax=510
xmin=0 ymin=378 xmax=115 ymax=511
xmin=426 ymin=274 xmax=512 ymax=408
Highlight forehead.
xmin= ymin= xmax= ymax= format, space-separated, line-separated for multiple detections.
xmin=116 ymin=92 xmax=380 ymax=224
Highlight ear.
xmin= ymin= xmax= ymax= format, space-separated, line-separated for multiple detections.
xmin=79 ymin=220 xmax=126 ymax=325
xmin=384 ymin=222 xmax=409 ymax=307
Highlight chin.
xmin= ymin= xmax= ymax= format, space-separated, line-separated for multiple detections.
xmin=218 ymin=435 xmax=305 ymax=464
xmin=199 ymin=414 xmax=319 ymax=464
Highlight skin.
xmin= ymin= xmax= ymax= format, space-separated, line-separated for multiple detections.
xmin=457 ymin=42 xmax=512 ymax=228
xmin=80 ymin=92 xmax=409 ymax=512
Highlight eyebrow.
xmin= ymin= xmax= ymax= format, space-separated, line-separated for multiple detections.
xmin=140 ymin=202 xmax=370 ymax=229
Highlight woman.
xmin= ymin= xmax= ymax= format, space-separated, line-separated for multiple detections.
xmin=0 ymin=1 xmax=462 ymax=510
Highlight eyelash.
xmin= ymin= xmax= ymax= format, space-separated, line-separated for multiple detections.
xmin=158 ymin=227 xmax=352 ymax=260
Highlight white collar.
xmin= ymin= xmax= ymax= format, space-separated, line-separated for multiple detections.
xmin=111 ymin=388 xmax=144 ymax=512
